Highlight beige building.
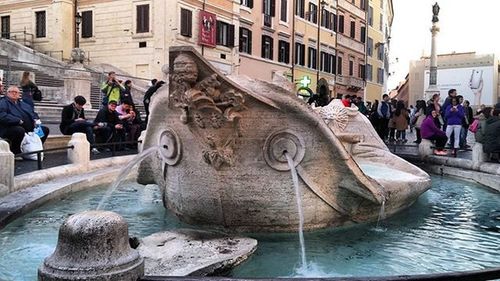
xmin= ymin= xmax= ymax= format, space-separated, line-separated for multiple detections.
xmin=407 ymin=52 xmax=499 ymax=108
xmin=365 ymin=0 xmax=393 ymax=104
xmin=0 ymin=0 xmax=240 ymax=79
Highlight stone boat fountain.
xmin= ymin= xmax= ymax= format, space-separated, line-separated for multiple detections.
xmin=137 ymin=46 xmax=431 ymax=232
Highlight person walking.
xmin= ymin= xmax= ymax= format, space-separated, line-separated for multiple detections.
xmin=444 ymin=97 xmax=464 ymax=157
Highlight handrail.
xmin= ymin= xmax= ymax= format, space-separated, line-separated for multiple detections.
xmin=15 ymin=145 xmax=74 ymax=170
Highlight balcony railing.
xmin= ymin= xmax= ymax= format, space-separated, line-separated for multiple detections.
xmin=337 ymin=33 xmax=365 ymax=54
xmin=336 ymin=75 xmax=365 ymax=89
xmin=263 ymin=14 xmax=272 ymax=28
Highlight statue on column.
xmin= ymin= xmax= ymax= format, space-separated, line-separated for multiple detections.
xmin=432 ymin=2 xmax=440 ymax=23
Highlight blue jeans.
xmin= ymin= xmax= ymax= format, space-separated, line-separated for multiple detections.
xmin=459 ymin=126 xmax=468 ymax=148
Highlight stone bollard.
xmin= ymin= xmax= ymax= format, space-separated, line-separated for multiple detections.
xmin=472 ymin=142 xmax=487 ymax=170
xmin=418 ymin=139 xmax=434 ymax=160
xmin=67 ymin=133 xmax=90 ymax=170
xmin=38 ymin=211 xmax=144 ymax=281
xmin=0 ymin=139 xmax=14 ymax=196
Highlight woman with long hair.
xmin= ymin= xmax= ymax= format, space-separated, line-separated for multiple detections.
xmin=413 ymin=100 xmax=427 ymax=144
xmin=19 ymin=71 xmax=42 ymax=109
xmin=393 ymin=100 xmax=409 ymax=143
xmin=444 ymin=96 xmax=464 ymax=157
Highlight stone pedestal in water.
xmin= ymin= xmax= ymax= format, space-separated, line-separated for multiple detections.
xmin=38 ymin=211 xmax=144 ymax=281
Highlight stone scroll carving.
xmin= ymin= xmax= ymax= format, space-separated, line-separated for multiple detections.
xmin=170 ymin=53 xmax=247 ymax=170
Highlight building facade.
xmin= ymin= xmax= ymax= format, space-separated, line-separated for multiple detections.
xmin=0 ymin=0 xmax=240 ymax=79
xmin=334 ymin=0 xmax=366 ymax=99
xmin=0 ymin=0 xmax=394 ymax=101
xmin=407 ymin=52 xmax=499 ymax=108
xmin=365 ymin=0 xmax=393 ymax=104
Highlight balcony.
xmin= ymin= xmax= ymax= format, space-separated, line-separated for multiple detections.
xmin=338 ymin=0 xmax=366 ymax=19
xmin=337 ymin=33 xmax=365 ymax=54
xmin=336 ymin=75 xmax=365 ymax=89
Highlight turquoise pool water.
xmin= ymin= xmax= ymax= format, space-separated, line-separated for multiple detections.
xmin=0 ymin=176 xmax=499 ymax=280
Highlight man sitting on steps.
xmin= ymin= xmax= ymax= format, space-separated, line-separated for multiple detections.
xmin=0 ymin=86 xmax=49 ymax=154
xmin=60 ymin=95 xmax=100 ymax=154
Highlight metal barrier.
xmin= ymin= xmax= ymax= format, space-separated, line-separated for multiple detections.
xmin=15 ymin=145 xmax=74 ymax=170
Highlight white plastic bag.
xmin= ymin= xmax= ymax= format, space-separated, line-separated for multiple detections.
xmin=20 ymin=132 xmax=44 ymax=161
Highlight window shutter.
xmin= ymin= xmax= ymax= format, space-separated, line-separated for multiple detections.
xmin=248 ymin=29 xmax=252 ymax=54
xmin=360 ymin=26 xmax=366 ymax=43
xmin=216 ymin=21 xmax=222 ymax=45
xmin=270 ymin=37 xmax=274 ymax=60
xmin=332 ymin=14 xmax=337 ymax=32
xmin=228 ymin=24 xmax=235 ymax=47
xmin=248 ymin=0 xmax=254 ymax=8
xmin=337 ymin=56 xmax=342 ymax=75
xmin=338 ymin=15 xmax=344 ymax=33
xmin=270 ymin=0 xmax=275 ymax=17
xmin=136 ymin=5 xmax=150 ymax=33
xmin=81 ymin=11 xmax=93 ymax=38
xmin=180 ymin=9 xmax=192 ymax=37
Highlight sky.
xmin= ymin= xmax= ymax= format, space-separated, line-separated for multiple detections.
xmin=387 ymin=0 xmax=500 ymax=90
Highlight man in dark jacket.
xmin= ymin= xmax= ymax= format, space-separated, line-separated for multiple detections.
xmin=483 ymin=104 xmax=500 ymax=155
xmin=0 ymin=86 xmax=49 ymax=154
xmin=60 ymin=96 xmax=99 ymax=154
xmin=93 ymin=100 xmax=125 ymax=150
xmin=143 ymin=79 xmax=165 ymax=125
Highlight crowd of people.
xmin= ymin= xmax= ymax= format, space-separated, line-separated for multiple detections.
xmin=344 ymin=89 xmax=500 ymax=158
xmin=0 ymin=71 xmax=165 ymax=157
xmin=1 ymin=70 xmax=498 ymax=161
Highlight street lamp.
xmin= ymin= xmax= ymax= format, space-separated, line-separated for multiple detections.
xmin=316 ymin=0 xmax=327 ymax=93
xmin=75 ymin=12 xmax=82 ymax=48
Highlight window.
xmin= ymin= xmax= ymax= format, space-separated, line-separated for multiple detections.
xmin=338 ymin=14 xmax=344 ymax=34
xmin=278 ymin=40 xmax=290 ymax=64
xmin=308 ymin=3 xmax=317 ymax=24
xmin=81 ymin=11 xmax=93 ymax=38
xmin=280 ymin=0 xmax=287 ymax=22
xmin=377 ymin=67 xmax=384 ymax=84
xmin=329 ymin=54 xmax=336 ymax=74
xmin=295 ymin=43 xmax=305 ymax=66
xmin=377 ymin=43 xmax=384 ymax=60
xmin=136 ymin=4 xmax=149 ymax=33
xmin=180 ymin=8 xmax=192 ymax=37
xmin=337 ymin=55 xmax=343 ymax=75
xmin=239 ymin=27 xmax=252 ymax=54
xmin=261 ymin=35 xmax=273 ymax=60
xmin=360 ymin=26 xmax=366 ymax=43
xmin=296 ymin=0 xmax=305 ymax=18
xmin=350 ymin=20 xmax=355 ymax=38
xmin=307 ymin=47 xmax=317 ymax=69
xmin=1 ymin=16 xmax=10 ymax=39
xmin=240 ymin=0 xmax=253 ymax=8
xmin=368 ymin=6 xmax=373 ymax=26
xmin=320 ymin=52 xmax=330 ymax=73
xmin=349 ymin=58 xmax=354 ymax=76
xmin=380 ymin=0 xmax=384 ymax=9
xmin=366 ymin=64 xmax=373 ymax=81
xmin=359 ymin=64 xmax=365 ymax=79
xmin=360 ymin=0 xmax=367 ymax=11
xmin=367 ymin=37 xmax=373 ymax=56
xmin=321 ymin=10 xmax=330 ymax=29
xmin=35 ymin=11 xmax=46 ymax=38
xmin=330 ymin=13 xmax=337 ymax=32
xmin=263 ymin=0 xmax=275 ymax=27
xmin=216 ymin=21 xmax=235 ymax=47
xmin=379 ymin=13 xmax=383 ymax=31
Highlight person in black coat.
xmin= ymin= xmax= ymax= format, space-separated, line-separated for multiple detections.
xmin=60 ymin=96 xmax=99 ymax=153
xmin=20 ymin=71 xmax=42 ymax=109
xmin=120 ymin=80 xmax=134 ymax=105
xmin=0 ymin=86 xmax=49 ymax=154
xmin=93 ymin=101 xmax=125 ymax=150
xmin=143 ymin=79 xmax=165 ymax=125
